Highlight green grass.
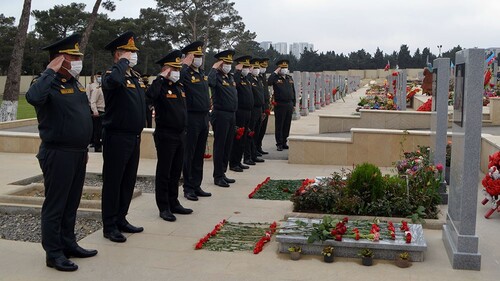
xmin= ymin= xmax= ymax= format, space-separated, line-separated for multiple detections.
xmin=17 ymin=95 xmax=36 ymax=119
xmin=251 ymin=179 xmax=304 ymax=200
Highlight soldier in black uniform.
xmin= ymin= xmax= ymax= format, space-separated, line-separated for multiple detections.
xmin=244 ymin=58 xmax=266 ymax=164
xmin=146 ymin=50 xmax=193 ymax=222
xmin=26 ymin=34 xmax=97 ymax=272
xmin=209 ymin=50 xmax=238 ymax=187
xmin=101 ymin=31 xmax=146 ymax=243
xmin=229 ymin=55 xmax=254 ymax=171
xmin=180 ymin=41 xmax=212 ymax=201
xmin=268 ymin=59 xmax=296 ymax=151
xmin=256 ymin=58 xmax=270 ymax=155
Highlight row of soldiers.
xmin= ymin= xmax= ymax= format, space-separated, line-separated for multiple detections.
xmin=25 ymin=31 xmax=295 ymax=272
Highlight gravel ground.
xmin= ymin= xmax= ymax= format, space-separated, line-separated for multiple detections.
xmin=84 ymin=176 xmax=157 ymax=193
xmin=0 ymin=212 xmax=102 ymax=243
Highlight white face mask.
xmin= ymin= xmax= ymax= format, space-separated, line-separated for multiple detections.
xmin=251 ymin=68 xmax=260 ymax=76
xmin=128 ymin=52 xmax=138 ymax=67
xmin=241 ymin=68 xmax=250 ymax=76
xmin=96 ymin=77 xmax=102 ymax=84
xmin=192 ymin=57 xmax=203 ymax=68
xmin=280 ymin=68 xmax=289 ymax=76
xmin=222 ymin=64 xmax=232 ymax=74
xmin=64 ymin=60 xmax=83 ymax=78
xmin=169 ymin=71 xmax=180 ymax=83
xmin=260 ymin=67 xmax=266 ymax=74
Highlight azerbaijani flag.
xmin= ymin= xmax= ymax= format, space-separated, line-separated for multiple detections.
xmin=486 ymin=52 xmax=496 ymax=65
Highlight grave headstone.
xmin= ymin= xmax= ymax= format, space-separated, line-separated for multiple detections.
xmin=300 ymin=72 xmax=309 ymax=116
xmin=442 ymin=48 xmax=483 ymax=270
xmin=315 ymin=73 xmax=321 ymax=109
xmin=430 ymin=57 xmax=450 ymax=204
xmin=396 ymin=70 xmax=408 ymax=110
xmin=292 ymin=71 xmax=301 ymax=120
xmin=309 ymin=73 xmax=316 ymax=112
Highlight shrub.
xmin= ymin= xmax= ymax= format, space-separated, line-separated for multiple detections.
xmin=347 ymin=163 xmax=384 ymax=202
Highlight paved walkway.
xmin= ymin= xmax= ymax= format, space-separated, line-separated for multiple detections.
xmin=0 ymin=86 xmax=499 ymax=280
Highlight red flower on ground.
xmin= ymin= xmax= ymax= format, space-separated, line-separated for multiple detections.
xmin=405 ymin=232 xmax=412 ymax=243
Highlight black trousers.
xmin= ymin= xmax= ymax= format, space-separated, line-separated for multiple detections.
xmin=244 ymin=107 xmax=262 ymax=161
xmin=154 ymin=130 xmax=184 ymax=212
xmin=145 ymin=105 xmax=153 ymax=128
xmin=38 ymin=146 xmax=87 ymax=258
xmin=256 ymin=112 xmax=269 ymax=150
xmin=274 ymin=103 xmax=294 ymax=146
xmin=101 ymin=131 xmax=141 ymax=233
xmin=229 ymin=109 xmax=251 ymax=167
xmin=92 ymin=113 xmax=103 ymax=150
xmin=211 ymin=110 xmax=235 ymax=180
xmin=183 ymin=112 xmax=209 ymax=194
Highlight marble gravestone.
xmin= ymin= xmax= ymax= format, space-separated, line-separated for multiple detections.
xmin=292 ymin=71 xmax=301 ymax=120
xmin=442 ymin=48 xmax=483 ymax=270
xmin=309 ymin=73 xmax=316 ymax=112
xmin=314 ymin=73 xmax=321 ymax=109
xmin=430 ymin=58 xmax=450 ymax=204
xmin=300 ymin=72 xmax=309 ymax=116
xmin=395 ymin=70 xmax=408 ymax=110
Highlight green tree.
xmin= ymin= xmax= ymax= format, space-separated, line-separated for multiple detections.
xmin=79 ymin=0 xmax=117 ymax=55
xmin=397 ymin=44 xmax=412 ymax=69
xmin=155 ymin=0 xmax=255 ymax=50
xmin=32 ymin=3 xmax=87 ymax=41
xmin=0 ymin=0 xmax=31 ymax=121
xmin=0 ymin=14 xmax=18 ymax=75
xmin=372 ymin=47 xmax=385 ymax=69
xmin=442 ymin=45 xmax=462 ymax=65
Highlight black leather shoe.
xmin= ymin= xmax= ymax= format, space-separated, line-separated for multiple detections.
xmin=118 ymin=223 xmax=144 ymax=233
xmin=239 ymin=163 xmax=249 ymax=169
xmin=214 ymin=178 xmax=230 ymax=187
xmin=258 ymin=148 xmax=269 ymax=155
xmin=184 ymin=192 xmax=199 ymax=201
xmin=46 ymin=256 xmax=78 ymax=272
xmin=195 ymin=189 xmax=212 ymax=197
xmin=283 ymin=144 xmax=289 ymax=149
xmin=171 ymin=205 xmax=193 ymax=214
xmin=277 ymin=145 xmax=283 ymax=151
xmin=223 ymin=176 xmax=236 ymax=183
xmin=103 ymin=230 xmax=127 ymax=243
xmin=63 ymin=246 xmax=98 ymax=258
xmin=243 ymin=159 xmax=256 ymax=165
xmin=252 ymin=157 xmax=265 ymax=163
xmin=230 ymin=166 xmax=243 ymax=172
xmin=160 ymin=210 xmax=176 ymax=222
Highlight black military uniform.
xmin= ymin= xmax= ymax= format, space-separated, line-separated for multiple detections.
xmin=180 ymin=41 xmax=212 ymax=201
xmin=244 ymin=58 xmax=265 ymax=163
xmin=208 ymin=50 xmax=238 ymax=187
xmin=101 ymin=31 xmax=146 ymax=242
xmin=147 ymin=50 xmax=193 ymax=222
xmin=26 ymin=34 xmax=96 ymax=272
xmin=268 ymin=59 xmax=296 ymax=151
xmin=256 ymin=58 xmax=270 ymax=154
xmin=229 ymin=55 xmax=254 ymax=170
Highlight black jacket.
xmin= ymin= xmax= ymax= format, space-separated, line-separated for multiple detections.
xmin=208 ymin=68 xmax=238 ymax=112
xmin=101 ymin=58 xmax=146 ymax=134
xmin=26 ymin=69 xmax=92 ymax=151
xmin=268 ymin=72 xmax=296 ymax=105
xmin=180 ymin=64 xmax=210 ymax=113
xmin=234 ymin=71 xmax=254 ymax=110
xmin=146 ymin=76 xmax=187 ymax=133
xmin=250 ymin=75 xmax=265 ymax=107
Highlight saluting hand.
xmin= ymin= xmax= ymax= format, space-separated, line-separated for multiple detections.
xmin=235 ymin=64 xmax=243 ymax=71
xmin=183 ymin=53 xmax=194 ymax=65
xmin=46 ymin=56 xmax=65 ymax=72
xmin=212 ymin=61 xmax=223 ymax=69
xmin=274 ymin=67 xmax=281 ymax=74
xmin=160 ymin=68 xmax=171 ymax=78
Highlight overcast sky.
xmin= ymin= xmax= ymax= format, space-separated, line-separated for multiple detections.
xmin=4 ymin=0 xmax=500 ymax=55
